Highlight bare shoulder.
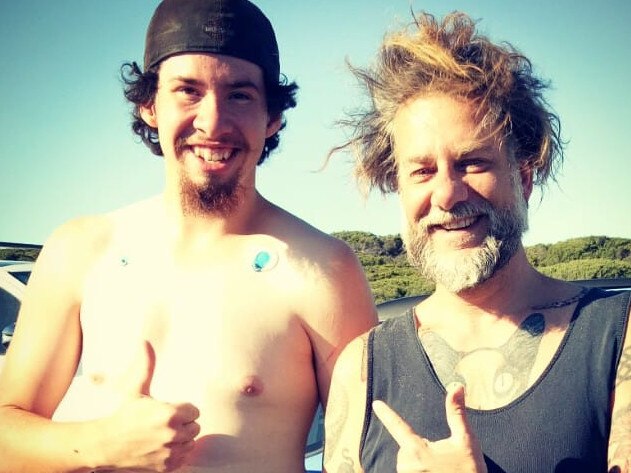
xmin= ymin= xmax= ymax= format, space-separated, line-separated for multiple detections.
xmin=262 ymin=202 xmax=374 ymax=314
xmin=27 ymin=196 xmax=170 ymax=299
xmin=0 ymin=212 xmax=118 ymax=414
xmin=608 ymin=296 xmax=631 ymax=471
xmin=32 ymin=213 xmax=116 ymax=282
xmin=333 ymin=331 xmax=372 ymax=381
xmin=262 ymin=203 xmax=377 ymax=401
xmin=34 ymin=197 xmax=161 ymax=275
xmin=265 ymin=203 xmax=359 ymax=263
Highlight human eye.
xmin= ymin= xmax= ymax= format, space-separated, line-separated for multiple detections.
xmin=457 ymin=157 xmax=490 ymax=173
xmin=173 ymin=84 xmax=201 ymax=102
xmin=409 ymin=165 xmax=435 ymax=183
xmin=180 ymin=86 xmax=200 ymax=96
xmin=228 ymin=89 xmax=255 ymax=103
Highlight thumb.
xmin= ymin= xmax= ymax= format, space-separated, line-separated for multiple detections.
xmin=119 ymin=340 xmax=156 ymax=397
xmin=445 ymin=382 xmax=472 ymax=441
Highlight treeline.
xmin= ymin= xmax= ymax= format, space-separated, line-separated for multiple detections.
xmin=2 ymin=235 xmax=630 ymax=304
xmin=333 ymin=232 xmax=631 ymax=303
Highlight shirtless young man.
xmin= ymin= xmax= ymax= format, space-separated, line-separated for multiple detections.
xmin=324 ymin=12 xmax=631 ymax=473
xmin=0 ymin=1 xmax=377 ymax=472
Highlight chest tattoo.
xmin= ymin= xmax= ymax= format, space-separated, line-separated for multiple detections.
xmin=420 ymin=313 xmax=546 ymax=404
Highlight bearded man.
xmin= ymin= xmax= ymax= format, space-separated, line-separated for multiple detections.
xmin=324 ymin=11 xmax=631 ymax=473
xmin=0 ymin=1 xmax=377 ymax=472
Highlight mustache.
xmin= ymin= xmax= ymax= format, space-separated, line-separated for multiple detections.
xmin=175 ymin=134 xmax=246 ymax=152
xmin=419 ymin=201 xmax=493 ymax=229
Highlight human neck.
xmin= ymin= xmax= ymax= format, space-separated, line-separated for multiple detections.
xmin=160 ymin=188 xmax=268 ymax=239
xmin=431 ymin=247 xmax=547 ymax=320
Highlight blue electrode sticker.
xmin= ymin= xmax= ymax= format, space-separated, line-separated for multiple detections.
xmin=252 ymin=250 xmax=278 ymax=272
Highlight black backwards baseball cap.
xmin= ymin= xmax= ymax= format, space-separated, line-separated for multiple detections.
xmin=144 ymin=0 xmax=280 ymax=84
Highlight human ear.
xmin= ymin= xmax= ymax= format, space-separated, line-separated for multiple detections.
xmin=265 ymin=113 xmax=282 ymax=138
xmin=520 ymin=164 xmax=534 ymax=201
xmin=139 ymin=103 xmax=158 ymax=128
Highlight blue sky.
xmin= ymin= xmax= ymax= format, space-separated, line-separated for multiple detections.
xmin=1 ymin=0 xmax=630 ymax=246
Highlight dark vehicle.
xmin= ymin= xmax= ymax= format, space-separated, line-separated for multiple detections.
xmin=376 ymin=278 xmax=631 ymax=321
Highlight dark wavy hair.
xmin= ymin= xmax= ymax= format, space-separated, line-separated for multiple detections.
xmin=335 ymin=11 xmax=564 ymax=194
xmin=121 ymin=61 xmax=298 ymax=164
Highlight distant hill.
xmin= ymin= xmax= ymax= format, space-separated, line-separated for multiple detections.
xmin=2 ymin=235 xmax=630 ymax=304
xmin=333 ymin=232 xmax=631 ymax=303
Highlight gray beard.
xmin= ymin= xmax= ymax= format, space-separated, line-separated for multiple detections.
xmin=403 ymin=180 xmax=528 ymax=293
xmin=179 ymin=170 xmax=242 ymax=217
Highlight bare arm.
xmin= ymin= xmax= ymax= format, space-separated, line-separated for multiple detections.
xmin=323 ymin=333 xmax=370 ymax=473
xmin=306 ymin=240 xmax=377 ymax=408
xmin=0 ymin=219 xmax=108 ymax=471
xmin=0 ymin=218 xmax=199 ymax=472
xmin=608 ymin=305 xmax=631 ymax=472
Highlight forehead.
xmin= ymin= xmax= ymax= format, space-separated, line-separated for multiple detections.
xmin=157 ymin=53 xmax=265 ymax=86
xmin=392 ymin=94 xmax=502 ymax=160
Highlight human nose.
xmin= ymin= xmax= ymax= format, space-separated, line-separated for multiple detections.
xmin=192 ymin=94 xmax=231 ymax=136
xmin=430 ymin=167 xmax=468 ymax=211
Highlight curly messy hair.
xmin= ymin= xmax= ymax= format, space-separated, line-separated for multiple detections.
xmin=120 ymin=61 xmax=298 ymax=165
xmin=336 ymin=11 xmax=564 ymax=194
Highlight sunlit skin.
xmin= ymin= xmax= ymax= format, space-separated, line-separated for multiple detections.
xmin=0 ymin=52 xmax=378 ymax=473
xmin=392 ymin=94 xmax=532 ymax=262
xmin=140 ymin=54 xmax=281 ymax=215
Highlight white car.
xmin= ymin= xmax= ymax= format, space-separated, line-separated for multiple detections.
xmin=0 ymin=261 xmax=33 ymax=359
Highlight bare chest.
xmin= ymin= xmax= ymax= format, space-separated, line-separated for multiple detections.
xmin=77 ymin=252 xmax=314 ymax=411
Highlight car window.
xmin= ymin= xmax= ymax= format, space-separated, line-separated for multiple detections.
xmin=0 ymin=287 xmax=20 ymax=354
xmin=305 ymin=404 xmax=324 ymax=457
xmin=10 ymin=271 xmax=31 ymax=285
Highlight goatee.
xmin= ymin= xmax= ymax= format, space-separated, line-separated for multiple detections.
xmin=403 ymin=177 xmax=528 ymax=293
xmin=179 ymin=171 xmax=242 ymax=217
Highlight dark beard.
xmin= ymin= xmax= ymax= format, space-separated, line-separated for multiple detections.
xmin=179 ymin=171 xmax=241 ymax=217
xmin=403 ymin=183 xmax=528 ymax=293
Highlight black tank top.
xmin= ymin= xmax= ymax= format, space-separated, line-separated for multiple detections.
xmin=360 ymin=288 xmax=631 ymax=473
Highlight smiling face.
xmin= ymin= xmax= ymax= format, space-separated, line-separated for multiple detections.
xmin=393 ymin=94 xmax=533 ymax=292
xmin=140 ymin=53 xmax=281 ymax=215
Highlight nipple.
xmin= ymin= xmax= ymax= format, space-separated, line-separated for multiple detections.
xmin=240 ymin=375 xmax=264 ymax=397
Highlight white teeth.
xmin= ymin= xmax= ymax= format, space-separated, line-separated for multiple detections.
xmin=441 ymin=217 xmax=476 ymax=230
xmin=192 ymin=146 xmax=232 ymax=162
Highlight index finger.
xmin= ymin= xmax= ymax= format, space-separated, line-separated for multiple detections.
xmin=372 ymin=400 xmax=421 ymax=448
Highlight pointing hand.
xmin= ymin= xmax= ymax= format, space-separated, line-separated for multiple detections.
xmin=372 ymin=383 xmax=487 ymax=473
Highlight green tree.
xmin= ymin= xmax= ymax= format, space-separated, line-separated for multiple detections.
xmin=539 ymin=258 xmax=631 ymax=280
xmin=0 ymin=248 xmax=40 ymax=262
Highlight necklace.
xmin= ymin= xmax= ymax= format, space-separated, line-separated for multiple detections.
xmin=530 ymin=287 xmax=589 ymax=310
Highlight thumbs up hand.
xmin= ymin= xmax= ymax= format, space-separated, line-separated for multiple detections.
xmin=94 ymin=341 xmax=201 ymax=472
xmin=372 ymin=383 xmax=487 ymax=473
